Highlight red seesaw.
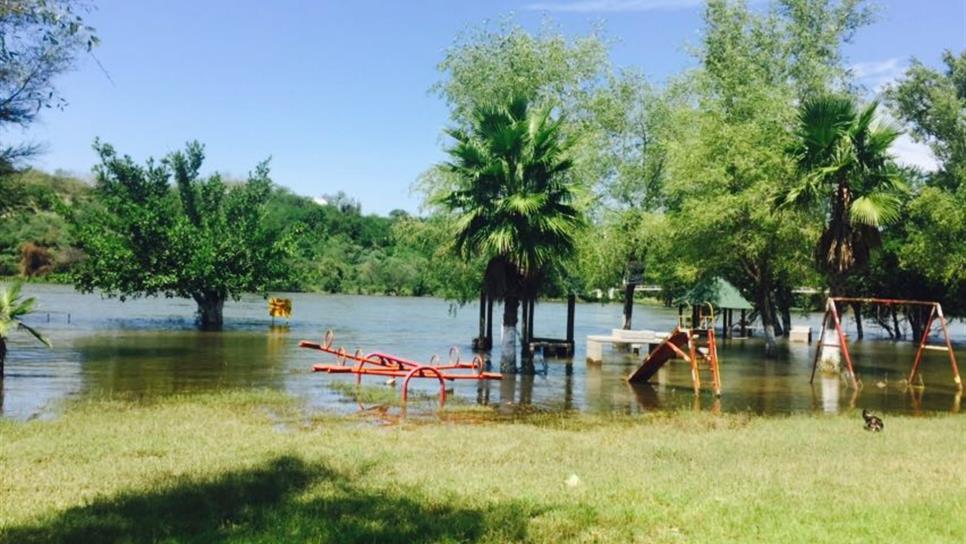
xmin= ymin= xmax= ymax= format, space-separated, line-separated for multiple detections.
xmin=299 ymin=330 xmax=502 ymax=405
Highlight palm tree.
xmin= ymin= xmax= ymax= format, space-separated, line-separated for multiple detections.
xmin=437 ymin=96 xmax=583 ymax=373
xmin=0 ymin=282 xmax=50 ymax=378
xmin=780 ymin=94 xmax=905 ymax=296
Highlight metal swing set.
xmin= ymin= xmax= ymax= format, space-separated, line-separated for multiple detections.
xmin=810 ymin=297 xmax=962 ymax=390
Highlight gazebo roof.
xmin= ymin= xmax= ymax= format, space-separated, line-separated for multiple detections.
xmin=711 ymin=278 xmax=753 ymax=310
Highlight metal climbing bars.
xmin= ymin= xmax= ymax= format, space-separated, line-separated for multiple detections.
xmin=299 ymin=330 xmax=502 ymax=405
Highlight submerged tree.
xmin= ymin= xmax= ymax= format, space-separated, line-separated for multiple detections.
xmin=780 ymin=95 xmax=905 ymax=296
xmin=72 ymin=141 xmax=296 ymax=327
xmin=437 ymin=96 xmax=583 ymax=373
xmin=0 ymin=281 xmax=49 ymax=378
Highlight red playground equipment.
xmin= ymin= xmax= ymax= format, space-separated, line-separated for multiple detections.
xmin=300 ymin=330 xmax=502 ymax=405
xmin=811 ymin=297 xmax=961 ymax=390
xmin=627 ymin=304 xmax=722 ymax=396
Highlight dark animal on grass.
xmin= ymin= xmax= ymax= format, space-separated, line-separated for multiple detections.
xmin=862 ymin=409 xmax=884 ymax=432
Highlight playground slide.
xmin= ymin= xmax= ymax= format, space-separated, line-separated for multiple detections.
xmin=627 ymin=328 xmax=690 ymax=383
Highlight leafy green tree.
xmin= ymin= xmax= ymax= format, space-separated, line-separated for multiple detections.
xmin=72 ymin=141 xmax=296 ymax=327
xmin=887 ymin=51 xmax=966 ymax=291
xmin=390 ymin=215 xmax=484 ymax=302
xmin=433 ymin=19 xmax=609 ymax=127
xmin=424 ymin=20 xmax=613 ymax=212
xmin=779 ymin=95 xmax=905 ymax=296
xmin=0 ymin=0 xmax=98 ymax=169
xmin=436 ymin=96 xmax=583 ymax=373
xmin=0 ymin=281 xmax=49 ymax=377
xmin=887 ymin=51 xmax=966 ymax=189
xmin=659 ymin=0 xmax=863 ymax=353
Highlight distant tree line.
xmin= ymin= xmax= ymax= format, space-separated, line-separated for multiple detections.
xmin=0 ymin=167 xmax=484 ymax=296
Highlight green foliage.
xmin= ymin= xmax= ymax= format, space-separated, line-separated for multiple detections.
xmin=886 ymin=51 xmax=966 ymax=290
xmin=0 ymin=280 xmax=50 ymax=374
xmin=437 ymin=96 xmax=583 ymax=283
xmin=583 ymin=73 xmax=668 ymax=213
xmin=900 ymin=185 xmax=966 ymax=288
xmin=389 ymin=216 xmax=484 ymax=302
xmin=646 ymin=0 xmax=875 ymax=349
xmin=0 ymin=0 xmax=98 ymax=168
xmin=71 ymin=141 xmax=296 ymax=325
xmin=778 ymin=0 xmax=878 ymax=97
xmin=780 ymin=95 xmax=905 ymax=291
xmin=423 ymin=20 xmax=610 ymax=225
xmin=0 ymin=281 xmax=48 ymax=343
xmin=887 ymin=50 xmax=966 ymax=189
xmin=0 ymin=169 xmax=88 ymax=276
xmin=262 ymin=187 xmax=429 ymax=296
xmin=433 ymin=18 xmax=610 ymax=126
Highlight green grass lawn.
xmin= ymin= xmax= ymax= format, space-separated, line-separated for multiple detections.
xmin=1 ymin=391 xmax=964 ymax=543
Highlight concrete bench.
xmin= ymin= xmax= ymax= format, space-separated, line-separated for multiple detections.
xmin=790 ymin=325 xmax=812 ymax=343
xmin=587 ymin=329 xmax=670 ymax=363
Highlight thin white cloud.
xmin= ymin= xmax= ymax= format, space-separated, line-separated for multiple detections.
xmin=525 ymin=0 xmax=704 ymax=12
xmin=851 ymin=57 xmax=907 ymax=94
xmin=891 ymin=133 xmax=939 ymax=172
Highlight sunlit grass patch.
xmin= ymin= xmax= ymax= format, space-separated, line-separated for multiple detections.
xmin=1 ymin=391 xmax=964 ymax=543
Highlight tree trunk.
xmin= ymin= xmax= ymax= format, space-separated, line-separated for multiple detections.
xmin=781 ymin=305 xmax=792 ymax=338
xmin=0 ymin=337 xmax=6 ymax=378
xmin=756 ymin=289 xmax=778 ymax=357
xmin=906 ymin=306 xmax=928 ymax=344
xmin=891 ymin=305 xmax=902 ymax=340
xmin=193 ymin=292 xmax=225 ymax=329
xmin=775 ymin=286 xmax=792 ymax=337
xmin=500 ymin=297 xmax=519 ymax=374
xmin=873 ymin=307 xmax=896 ymax=339
xmin=771 ymin=299 xmax=785 ymax=337
xmin=520 ymin=297 xmax=535 ymax=375
xmin=851 ymin=302 xmax=864 ymax=340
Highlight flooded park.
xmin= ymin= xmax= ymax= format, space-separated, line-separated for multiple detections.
xmin=3 ymin=284 xmax=962 ymax=421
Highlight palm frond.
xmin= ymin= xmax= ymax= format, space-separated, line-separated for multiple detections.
xmin=17 ymin=321 xmax=51 ymax=348
xmin=850 ymin=192 xmax=902 ymax=226
xmin=438 ymin=95 xmax=582 ymax=285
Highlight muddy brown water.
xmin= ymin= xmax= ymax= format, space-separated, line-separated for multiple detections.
xmin=2 ymin=284 xmax=963 ymax=420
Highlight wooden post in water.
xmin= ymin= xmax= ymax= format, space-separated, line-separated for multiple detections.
xmin=486 ymin=297 xmax=494 ymax=347
xmin=566 ymin=294 xmax=575 ymax=344
xmin=521 ymin=297 xmax=530 ymax=357
xmin=477 ymin=289 xmax=486 ymax=345
xmin=528 ymin=299 xmax=535 ymax=343
xmin=622 ymin=283 xmax=635 ymax=329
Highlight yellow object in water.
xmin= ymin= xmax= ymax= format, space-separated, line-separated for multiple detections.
xmin=268 ymin=297 xmax=292 ymax=319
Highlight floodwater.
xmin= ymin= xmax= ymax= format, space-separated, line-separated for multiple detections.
xmin=2 ymin=284 xmax=963 ymax=420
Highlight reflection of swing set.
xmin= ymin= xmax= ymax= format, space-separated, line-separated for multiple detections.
xmin=300 ymin=330 xmax=502 ymax=405
xmin=811 ymin=297 xmax=962 ymax=391
xmin=627 ymin=303 xmax=722 ymax=396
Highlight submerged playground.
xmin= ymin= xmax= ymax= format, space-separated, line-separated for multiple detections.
xmin=2 ymin=286 xmax=964 ymax=543
xmin=3 ymin=284 xmax=963 ymax=419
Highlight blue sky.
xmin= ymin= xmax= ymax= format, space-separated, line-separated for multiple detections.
xmin=16 ymin=0 xmax=965 ymax=215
